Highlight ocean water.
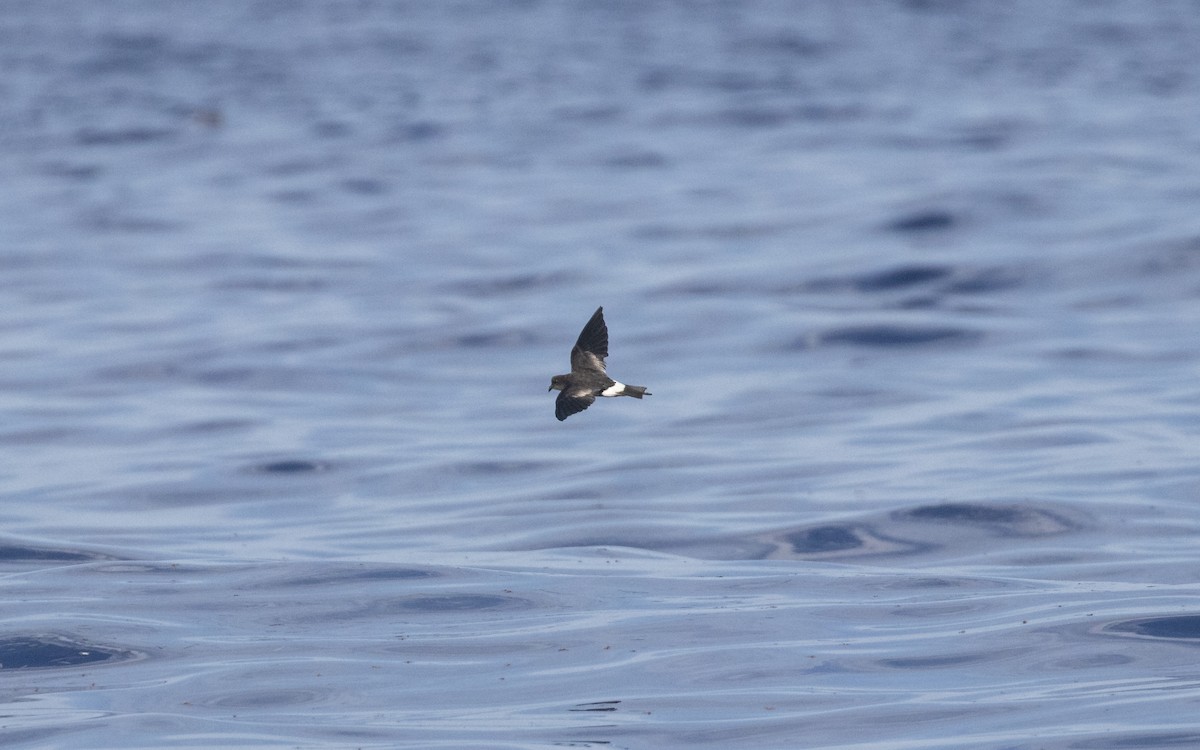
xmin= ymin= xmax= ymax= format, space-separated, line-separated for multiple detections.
xmin=3 ymin=1 xmax=1200 ymax=747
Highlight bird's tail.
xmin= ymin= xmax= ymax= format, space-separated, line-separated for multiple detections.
xmin=624 ymin=385 xmax=650 ymax=399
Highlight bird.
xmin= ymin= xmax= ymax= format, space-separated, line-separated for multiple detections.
xmin=548 ymin=306 xmax=651 ymax=421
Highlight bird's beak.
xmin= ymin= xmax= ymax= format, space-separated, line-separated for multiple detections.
xmin=548 ymin=385 xmax=553 ymax=392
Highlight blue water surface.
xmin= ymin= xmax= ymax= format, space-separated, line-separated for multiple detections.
xmin=3 ymin=2 xmax=1200 ymax=748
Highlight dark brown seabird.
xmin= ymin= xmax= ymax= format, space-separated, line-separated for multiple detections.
xmin=548 ymin=307 xmax=651 ymax=421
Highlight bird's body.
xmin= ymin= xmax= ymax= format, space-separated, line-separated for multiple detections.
xmin=548 ymin=307 xmax=651 ymax=421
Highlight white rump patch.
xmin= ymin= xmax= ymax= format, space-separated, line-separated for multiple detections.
xmin=600 ymin=381 xmax=626 ymax=397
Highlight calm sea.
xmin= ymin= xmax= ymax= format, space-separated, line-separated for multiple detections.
xmin=3 ymin=2 xmax=1200 ymax=747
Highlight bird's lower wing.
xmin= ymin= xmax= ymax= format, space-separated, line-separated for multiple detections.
xmin=555 ymin=390 xmax=596 ymax=421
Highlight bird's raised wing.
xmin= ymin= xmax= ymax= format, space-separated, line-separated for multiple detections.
xmin=570 ymin=306 xmax=608 ymax=373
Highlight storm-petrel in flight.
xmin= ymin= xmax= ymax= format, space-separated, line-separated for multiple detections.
xmin=548 ymin=306 xmax=651 ymax=421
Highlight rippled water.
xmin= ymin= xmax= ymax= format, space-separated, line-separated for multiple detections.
xmin=3 ymin=2 xmax=1200 ymax=748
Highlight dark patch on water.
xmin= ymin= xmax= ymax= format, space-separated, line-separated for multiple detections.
xmin=1053 ymin=653 xmax=1134 ymax=669
xmin=265 ymin=189 xmax=316 ymax=205
xmin=641 ymin=66 xmax=781 ymax=95
xmin=604 ymin=150 xmax=669 ymax=169
xmin=264 ymin=158 xmax=323 ymax=177
xmin=570 ymin=700 xmax=620 ymax=712
xmin=1105 ymin=615 xmax=1200 ymax=641
xmin=701 ymin=222 xmax=788 ymax=240
xmin=895 ymin=503 xmax=1077 ymax=536
xmin=217 ymin=275 xmax=328 ymax=292
xmin=456 ymin=329 xmax=538 ymax=348
xmin=94 ymin=360 xmax=182 ymax=382
xmin=257 ymin=335 xmax=342 ymax=354
xmin=553 ymin=103 xmax=624 ymax=122
xmin=647 ymin=276 xmax=756 ymax=296
xmin=92 ymin=562 xmax=215 ymax=575
xmin=84 ymin=211 xmax=182 ymax=233
xmin=885 ymin=210 xmax=957 ymax=232
xmin=896 ymin=577 xmax=978 ymax=589
xmin=188 ymin=251 xmax=342 ymax=272
xmin=385 ymin=594 xmax=531 ymax=613
xmin=339 ymin=177 xmax=387 ymax=195
xmin=41 ymin=161 xmax=103 ymax=181
xmin=446 ymin=272 xmax=575 ymax=296
xmin=742 ymin=504 xmax=1082 ymax=562
xmin=895 ymin=296 xmax=939 ymax=310
xmin=797 ymin=264 xmax=1021 ymax=298
xmin=283 ymin=567 xmax=437 ymax=586
xmin=0 ymin=545 xmax=118 ymax=562
xmin=720 ymin=107 xmax=791 ymax=128
xmin=0 ymin=428 xmax=77 ymax=445
xmin=0 ymin=635 xmax=137 ymax=669
xmin=945 ymin=266 xmax=1024 ymax=294
xmin=794 ymin=102 xmax=868 ymax=122
xmin=853 ymin=265 xmax=952 ymax=291
xmin=904 ymin=504 xmax=1024 ymax=524
xmin=745 ymin=524 xmax=928 ymax=561
xmin=784 ymin=525 xmax=862 ymax=553
xmin=953 ymin=122 xmax=1016 ymax=151
xmin=191 ymin=366 xmax=266 ymax=385
xmin=249 ymin=459 xmax=330 ymax=474
xmin=880 ymin=653 xmax=989 ymax=669
xmin=313 ymin=120 xmax=352 ymax=138
xmin=205 ymin=689 xmax=327 ymax=709
xmin=390 ymin=121 xmax=445 ymax=142
xmin=176 ymin=419 xmax=257 ymax=434
xmin=735 ymin=30 xmax=827 ymax=59
xmin=633 ymin=221 xmax=787 ymax=242
xmin=817 ymin=324 xmax=981 ymax=347
xmin=903 ymin=0 xmax=961 ymax=13
xmin=76 ymin=127 xmax=175 ymax=146
xmin=1046 ymin=346 xmax=1165 ymax=363
xmin=453 ymin=461 xmax=551 ymax=476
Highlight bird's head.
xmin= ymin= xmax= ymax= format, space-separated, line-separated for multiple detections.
xmin=548 ymin=375 xmax=567 ymax=392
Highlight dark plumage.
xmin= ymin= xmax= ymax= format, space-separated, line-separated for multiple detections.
xmin=548 ymin=307 xmax=651 ymax=421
